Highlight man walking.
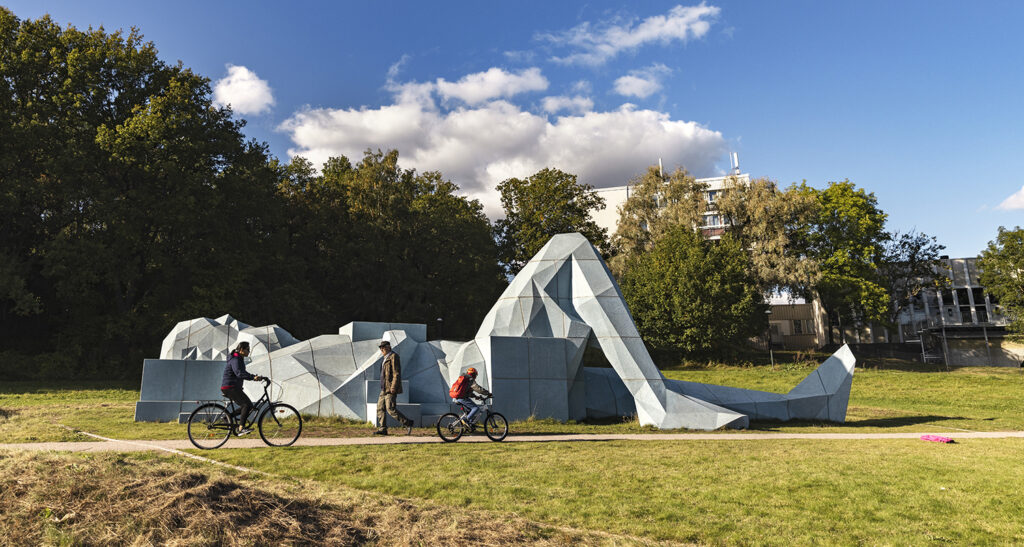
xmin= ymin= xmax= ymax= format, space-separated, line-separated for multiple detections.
xmin=374 ymin=340 xmax=414 ymax=435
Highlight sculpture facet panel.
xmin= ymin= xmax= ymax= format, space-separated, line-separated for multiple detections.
xmin=137 ymin=233 xmax=856 ymax=430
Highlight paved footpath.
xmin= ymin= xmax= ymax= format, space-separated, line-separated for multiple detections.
xmin=4 ymin=431 xmax=1024 ymax=453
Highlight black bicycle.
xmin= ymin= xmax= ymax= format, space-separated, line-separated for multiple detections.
xmin=187 ymin=377 xmax=303 ymax=449
xmin=436 ymin=397 xmax=508 ymax=442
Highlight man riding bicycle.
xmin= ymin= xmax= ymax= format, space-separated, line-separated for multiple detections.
xmin=449 ymin=367 xmax=491 ymax=427
xmin=221 ymin=341 xmax=263 ymax=435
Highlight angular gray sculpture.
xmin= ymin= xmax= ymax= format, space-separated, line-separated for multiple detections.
xmin=136 ymin=233 xmax=856 ymax=430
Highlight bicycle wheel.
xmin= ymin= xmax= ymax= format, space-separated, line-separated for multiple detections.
xmin=258 ymin=403 xmax=302 ymax=447
xmin=436 ymin=413 xmax=466 ymax=442
xmin=484 ymin=412 xmax=508 ymax=442
xmin=188 ymin=403 xmax=233 ymax=449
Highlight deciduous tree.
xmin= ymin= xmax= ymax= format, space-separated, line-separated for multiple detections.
xmin=611 ymin=165 xmax=707 ymax=274
xmin=619 ymin=226 xmax=766 ymax=358
xmin=879 ymin=230 xmax=948 ymax=328
xmin=494 ymin=168 xmax=608 ymax=275
xmin=715 ymin=177 xmax=820 ymax=294
xmin=978 ymin=226 xmax=1024 ymax=338
xmin=801 ymin=180 xmax=889 ymax=343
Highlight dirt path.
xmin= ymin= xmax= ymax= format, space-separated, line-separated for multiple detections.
xmin=4 ymin=430 xmax=1024 ymax=453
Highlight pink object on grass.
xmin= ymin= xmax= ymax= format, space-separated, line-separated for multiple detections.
xmin=920 ymin=434 xmax=955 ymax=443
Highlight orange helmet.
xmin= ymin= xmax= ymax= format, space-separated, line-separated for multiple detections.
xmin=466 ymin=367 xmax=478 ymax=377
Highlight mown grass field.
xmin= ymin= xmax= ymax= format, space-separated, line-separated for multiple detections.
xmin=2 ymin=360 xmax=1023 ymax=544
xmin=3 ymin=360 xmax=1023 ymax=443
xmin=203 ymin=437 xmax=1024 ymax=545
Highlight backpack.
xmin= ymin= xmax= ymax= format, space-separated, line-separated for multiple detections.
xmin=449 ymin=374 xmax=471 ymax=398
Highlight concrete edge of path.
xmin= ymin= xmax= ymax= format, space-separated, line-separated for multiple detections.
xmin=2 ymin=430 xmax=1024 ymax=452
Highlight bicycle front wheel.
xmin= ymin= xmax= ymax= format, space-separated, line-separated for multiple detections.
xmin=436 ymin=413 xmax=466 ymax=442
xmin=188 ymin=403 xmax=233 ymax=449
xmin=484 ymin=412 xmax=508 ymax=442
xmin=258 ymin=403 xmax=303 ymax=447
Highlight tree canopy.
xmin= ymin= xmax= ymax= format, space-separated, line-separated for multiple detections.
xmin=979 ymin=226 xmax=1024 ymax=337
xmin=494 ymin=167 xmax=608 ymax=275
xmin=799 ymin=180 xmax=889 ymax=342
xmin=611 ymin=165 xmax=707 ymax=274
xmin=715 ymin=177 xmax=820 ymax=294
xmin=0 ymin=10 xmax=504 ymax=378
xmin=618 ymin=227 xmax=766 ymax=358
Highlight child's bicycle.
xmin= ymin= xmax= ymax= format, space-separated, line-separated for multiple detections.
xmin=436 ymin=397 xmax=508 ymax=442
xmin=187 ymin=377 xmax=303 ymax=449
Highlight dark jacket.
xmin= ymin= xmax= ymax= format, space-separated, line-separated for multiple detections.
xmin=379 ymin=351 xmax=403 ymax=394
xmin=221 ymin=351 xmax=255 ymax=389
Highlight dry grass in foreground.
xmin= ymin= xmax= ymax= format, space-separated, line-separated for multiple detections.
xmin=0 ymin=450 xmax=646 ymax=546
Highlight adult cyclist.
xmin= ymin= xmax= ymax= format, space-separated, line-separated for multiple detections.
xmin=221 ymin=341 xmax=263 ymax=435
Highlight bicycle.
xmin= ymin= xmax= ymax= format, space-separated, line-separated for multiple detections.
xmin=187 ymin=377 xmax=303 ymax=449
xmin=436 ymin=397 xmax=508 ymax=442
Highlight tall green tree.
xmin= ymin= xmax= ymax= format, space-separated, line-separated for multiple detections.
xmin=801 ymin=180 xmax=890 ymax=344
xmin=0 ymin=10 xmax=287 ymax=375
xmin=619 ymin=226 xmax=767 ymax=358
xmin=611 ymin=165 xmax=708 ymax=274
xmin=494 ymin=168 xmax=608 ymax=275
xmin=879 ymin=230 xmax=948 ymax=328
xmin=296 ymin=150 xmax=504 ymax=339
xmin=978 ymin=226 xmax=1024 ymax=338
xmin=715 ymin=177 xmax=821 ymax=294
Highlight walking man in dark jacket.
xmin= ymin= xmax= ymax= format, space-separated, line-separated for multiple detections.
xmin=374 ymin=340 xmax=413 ymax=435
xmin=221 ymin=341 xmax=262 ymax=435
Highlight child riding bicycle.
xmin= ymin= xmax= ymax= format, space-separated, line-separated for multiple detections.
xmin=449 ymin=367 xmax=492 ymax=427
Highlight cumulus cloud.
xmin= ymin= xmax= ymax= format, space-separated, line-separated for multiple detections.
xmin=542 ymin=95 xmax=594 ymax=115
xmin=436 ymin=67 xmax=549 ymax=105
xmin=212 ymin=64 xmax=275 ymax=115
xmin=614 ymin=64 xmax=672 ymax=98
xmin=280 ymin=70 xmax=727 ymax=218
xmin=542 ymin=3 xmax=720 ymax=66
xmin=997 ymin=186 xmax=1024 ymax=210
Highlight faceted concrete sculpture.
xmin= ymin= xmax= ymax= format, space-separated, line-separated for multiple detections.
xmin=136 ymin=233 xmax=856 ymax=430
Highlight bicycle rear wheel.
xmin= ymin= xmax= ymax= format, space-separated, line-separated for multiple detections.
xmin=258 ymin=403 xmax=303 ymax=447
xmin=188 ymin=403 xmax=233 ymax=449
xmin=484 ymin=412 xmax=508 ymax=442
xmin=436 ymin=413 xmax=466 ymax=442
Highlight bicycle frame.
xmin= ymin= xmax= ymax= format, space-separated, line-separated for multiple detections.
xmin=221 ymin=379 xmax=274 ymax=428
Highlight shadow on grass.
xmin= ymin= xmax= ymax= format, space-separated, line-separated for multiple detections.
xmin=749 ymin=414 xmax=965 ymax=431
xmin=0 ymin=408 xmax=15 ymax=420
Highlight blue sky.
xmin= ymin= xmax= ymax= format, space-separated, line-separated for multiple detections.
xmin=6 ymin=1 xmax=1023 ymax=256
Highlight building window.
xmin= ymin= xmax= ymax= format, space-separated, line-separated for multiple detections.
xmin=792 ymin=320 xmax=803 ymax=334
xmin=706 ymin=190 xmax=718 ymax=203
xmin=703 ymin=214 xmax=722 ymax=227
xmin=804 ymin=319 xmax=815 ymax=334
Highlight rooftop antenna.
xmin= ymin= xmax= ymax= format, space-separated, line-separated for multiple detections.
xmin=730 ymin=152 xmax=740 ymax=175
xmin=658 ymin=158 xmax=664 ymax=178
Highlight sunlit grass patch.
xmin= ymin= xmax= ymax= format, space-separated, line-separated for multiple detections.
xmin=202 ymin=438 xmax=1024 ymax=544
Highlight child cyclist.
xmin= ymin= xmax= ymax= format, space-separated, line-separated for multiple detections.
xmin=449 ymin=367 xmax=492 ymax=427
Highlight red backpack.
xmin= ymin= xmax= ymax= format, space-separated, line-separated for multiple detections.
xmin=449 ymin=375 xmax=471 ymax=398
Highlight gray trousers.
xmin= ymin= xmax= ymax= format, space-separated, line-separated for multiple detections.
xmin=376 ymin=391 xmax=412 ymax=428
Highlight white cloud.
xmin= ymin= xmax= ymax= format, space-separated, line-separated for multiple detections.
xmin=212 ymin=64 xmax=275 ymax=115
xmin=436 ymin=67 xmax=549 ymax=105
xmin=280 ymin=71 xmax=727 ymax=219
xmin=542 ymin=3 xmax=720 ymax=66
xmin=614 ymin=64 xmax=672 ymax=98
xmin=542 ymin=95 xmax=594 ymax=115
xmin=997 ymin=186 xmax=1024 ymax=210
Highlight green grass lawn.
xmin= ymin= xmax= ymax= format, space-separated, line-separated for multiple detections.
xmin=3 ymin=364 xmax=1024 ymax=544
xmin=201 ymin=438 xmax=1024 ymax=544
xmin=3 ymin=362 xmax=1023 ymax=442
